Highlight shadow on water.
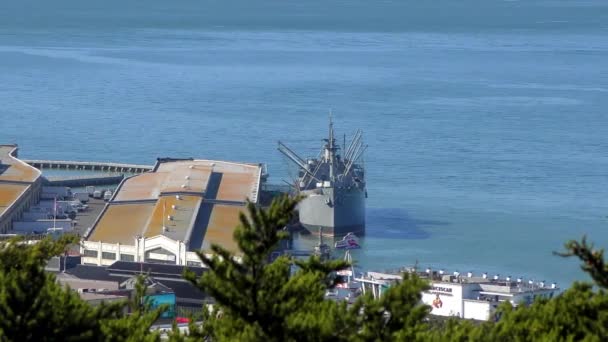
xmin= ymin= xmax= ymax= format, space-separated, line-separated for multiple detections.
xmin=364 ymin=207 xmax=448 ymax=240
xmin=292 ymin=207 xmax=447 ymax=252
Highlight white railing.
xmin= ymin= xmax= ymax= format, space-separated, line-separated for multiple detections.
xmin=25 ymin=160 xmax=152 ymax=170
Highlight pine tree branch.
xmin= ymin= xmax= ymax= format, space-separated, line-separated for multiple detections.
xmin=555 ymin=236 xmax=608 ymax=289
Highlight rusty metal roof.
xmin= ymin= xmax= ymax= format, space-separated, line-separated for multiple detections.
xmin=0 ymin=145 xmax=41 ymax=183
xmin=0 ymin=145 xmax=41 ymax=221
xmin=198 ymin=204 xmax=246 ymax=254
xmin=144 ymin=195 xmax=201 ymax=242
xmin=88 ymin=202 xmax=156 ymax=244
xmin=86 ymin=158 xmax=262 ymax=253
xmin=0 ymin=184 xmax=29 ymax=217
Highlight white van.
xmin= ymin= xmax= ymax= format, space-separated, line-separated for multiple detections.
xmin=73 ymin=192 xmax=89 ymax=203
xmin=103 ymin=190 xmax=113 ymax=202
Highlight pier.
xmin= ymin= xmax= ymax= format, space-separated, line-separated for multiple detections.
xmin=43 ymin=175 xmax=125 ymax=187
xmin=24 ymin=160 xmax=153 ymax=173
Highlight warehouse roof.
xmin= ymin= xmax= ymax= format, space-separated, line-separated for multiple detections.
xmin=86 ymin=158 xmax=262 ymax=253
xmin=0 ymin=145 xmax=41 ymax=183
xmin=0 ymin=145 xmax=41 ymax=219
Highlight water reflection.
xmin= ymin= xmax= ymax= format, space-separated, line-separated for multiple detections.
xmin=364 ymin=207 xmax=446 ymax=240
xmin=293 ymin=207 xmax=447 ymax=253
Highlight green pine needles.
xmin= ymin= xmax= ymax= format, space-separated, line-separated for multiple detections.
xmin=0 ymin=235 xmax=163 ymax=342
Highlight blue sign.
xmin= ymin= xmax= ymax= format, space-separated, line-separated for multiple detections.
xmin=146 ymin=293 xmax=176 ymax=318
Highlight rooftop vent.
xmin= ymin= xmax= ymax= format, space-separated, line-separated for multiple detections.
xmin=185 ymin=176 xmax=190 ymax=180
xmin=171 ymin=205 xmax=177 ymax=210
xmin=175 ymin=195 xmax=181 ymax=200
xmin=482 ymin=273 xmax=488 ymax=279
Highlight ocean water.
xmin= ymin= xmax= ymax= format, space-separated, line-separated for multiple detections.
xmin=2 ymin=0 xmax=608 ymax=287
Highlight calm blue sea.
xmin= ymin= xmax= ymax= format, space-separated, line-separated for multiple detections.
xmin=2 ymin=0 xmax=608 ymax=287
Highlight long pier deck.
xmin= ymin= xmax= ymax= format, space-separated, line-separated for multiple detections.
xmin=24 ymin=160 xmax=153 ymax=173
xmin=44 ymin=175 xmax=125 ymax=187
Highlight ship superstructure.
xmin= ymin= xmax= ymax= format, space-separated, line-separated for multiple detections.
xmin=278 ymin=119 xmax=366 ymax=237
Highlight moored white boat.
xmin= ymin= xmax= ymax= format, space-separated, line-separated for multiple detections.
xmin=334 ymin=232 xmax=360 ymax=249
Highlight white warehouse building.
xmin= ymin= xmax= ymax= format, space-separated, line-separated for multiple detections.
xmin=82 ymin=157 xmax=264 ymax=267
xmin=356 ymin=270 xmax=558 ymax=321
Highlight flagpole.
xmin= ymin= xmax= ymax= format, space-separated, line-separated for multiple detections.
xmin=162 ymin=199 xmax=166 ymax=231
xmin=53 ymin=196 xmax=57 ymax=229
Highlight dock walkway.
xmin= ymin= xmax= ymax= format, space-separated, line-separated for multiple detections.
xmin=44 ymin=175 xmax=125 ymax=187
xmin=24 ymin=160 xmax=152 ymax=173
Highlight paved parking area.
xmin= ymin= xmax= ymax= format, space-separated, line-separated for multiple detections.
xmin=72 ymin=198 xmax=107 ymax=237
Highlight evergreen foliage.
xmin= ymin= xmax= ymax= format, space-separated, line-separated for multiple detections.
xmin=558 ymin=236 xmax=608 ymax=288
xmin=0 ymin=235 xmax=163 ymax=342
xmin=100 ymin=274 xmax=167 ymax=342
xmin=0 ymin=235 xmax=116 ymax=341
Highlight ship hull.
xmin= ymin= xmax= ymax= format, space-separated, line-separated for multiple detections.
xmin=298 ymin=186 xmax=365 ymax=237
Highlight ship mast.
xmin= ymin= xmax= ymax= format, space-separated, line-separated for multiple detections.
xmin=326 ymin=115 xmax=337 ymax=183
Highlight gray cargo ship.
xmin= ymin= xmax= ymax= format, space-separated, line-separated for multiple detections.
xmin=278 ymin=119 xmax=367 ymax=237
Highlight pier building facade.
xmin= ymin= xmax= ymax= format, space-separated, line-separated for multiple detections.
xmin=82 ymin=157 xmax=264 ymax=266
xmin=355 ymin=270 xmax=558 ymax=321
xmin=0 ymin=145 xmax=43 ymax=233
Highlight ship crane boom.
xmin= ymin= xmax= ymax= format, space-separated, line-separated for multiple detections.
xmin=277 ymin=141 xmax=322 ymax=183
xmin=345 ymin=144 xmax=368 ymax=177
xmin=278 ymin=141 xmax=307 ymax=168
xmin=344 ymin=130 xmax=363 ymax=162
xmin=345 ymin=137 xmax=363 ymax=168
